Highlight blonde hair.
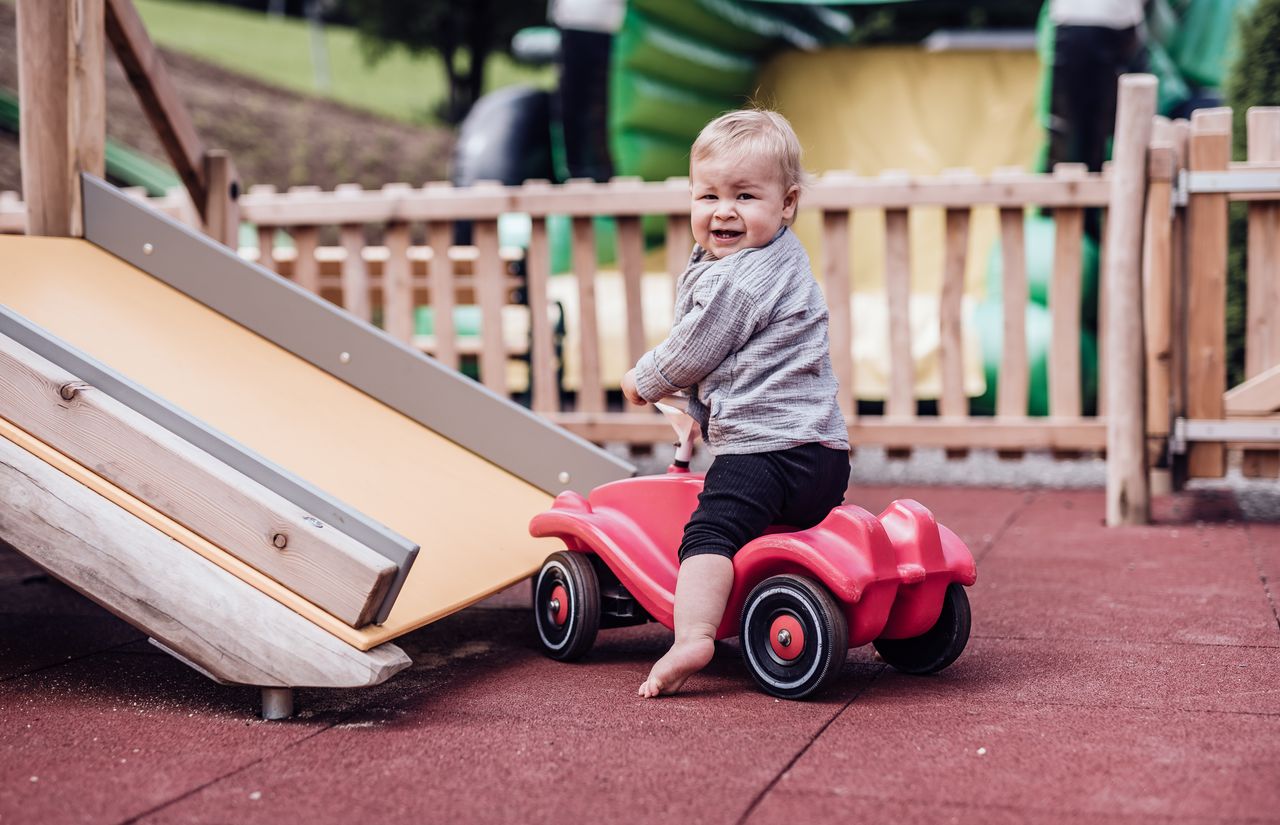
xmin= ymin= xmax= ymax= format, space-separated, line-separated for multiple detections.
xmin=690 ymin=109 xmax=807 ymax=197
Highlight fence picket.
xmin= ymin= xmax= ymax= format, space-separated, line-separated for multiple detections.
xmin=822 ymin=205 xmax=854 ymax=418
xmin=473 ymin=217 xmax=507 ymax=394
xmin=571 ymin=214 xmax=604 ymax=413
xmin=527 ymin=213 xmax=557 ymax=413
xmin=885 ymin=205 xmax=914 ymax=421
xmin=1050 ymin=164 xmax=1087 ymax=420
xmin=426 ymin=219 xmax=457 ymax=370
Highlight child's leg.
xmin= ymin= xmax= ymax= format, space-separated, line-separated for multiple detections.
xmin=638 ymin=553 xmax=733 ymax=698
xmin=639 ymin=452 xmax=785 ymax=698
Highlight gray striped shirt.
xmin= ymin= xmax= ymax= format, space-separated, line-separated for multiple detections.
xmin=632 ymin=227 xmax=849 ymax=455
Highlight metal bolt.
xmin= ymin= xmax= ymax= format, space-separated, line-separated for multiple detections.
xmin=142 ymin=243 xmax=154 ymax=255
xmin=548 ymin=598 xmax=561 ymax=613
xmin=777 ymin=629 xmax=792 ymax=647
xmin=557 ymin=471 xmax=570 ymax=484
xmin=272 ymin=533 xmax=288 ymax=549
xmin=339 ymin=352 xmax=351 ymax=364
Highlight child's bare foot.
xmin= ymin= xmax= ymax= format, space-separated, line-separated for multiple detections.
xmin=638 ymin=636 xmax=715 ymax=698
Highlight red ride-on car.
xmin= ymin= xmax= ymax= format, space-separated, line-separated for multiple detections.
xmin=529 ymin=400 xmax=976 ymax=699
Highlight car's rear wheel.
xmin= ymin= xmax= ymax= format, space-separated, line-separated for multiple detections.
xmin=872 ymin=583 xmax=971 ymax=674
xmin=740 ymin=574 xmax=848 ymax=700
xmin=533 ymin=551 xmax=600 ymax=661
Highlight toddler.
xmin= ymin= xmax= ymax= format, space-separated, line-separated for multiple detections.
xmin=621 ymin=109 xmax=850 ymax=698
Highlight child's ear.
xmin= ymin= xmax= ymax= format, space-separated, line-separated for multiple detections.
xmin=782 ymin=185 xmax=800 ymax=222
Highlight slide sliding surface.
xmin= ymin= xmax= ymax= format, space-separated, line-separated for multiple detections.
xmin=0 ymin=181 xmax=632 ymax=649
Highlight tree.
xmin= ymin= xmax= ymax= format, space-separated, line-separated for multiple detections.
xmin=1224 ymin=0 xmax=1280 ymax=387
xmin=340 ymin=0 xmax=543 ymax=123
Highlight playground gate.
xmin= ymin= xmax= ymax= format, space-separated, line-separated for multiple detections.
xmin=1145 ymin=106 xmax=1280 ymax=483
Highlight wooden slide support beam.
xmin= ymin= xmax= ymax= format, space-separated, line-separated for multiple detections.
xmin=16 ymin=0 xmax=105 ymax=237
xmin=0 ymin=332 xmax=397 ymax=628
xmin=104 ymin=0 xmax=209 ymax=217
xmin=1105 ymin=75 xmax=1156 ymax=526
xmin=0 ymin=430 xmax=410 ymax=691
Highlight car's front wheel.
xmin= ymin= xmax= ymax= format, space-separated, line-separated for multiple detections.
xmin=533 ymin=551 xmax=600 ymax=661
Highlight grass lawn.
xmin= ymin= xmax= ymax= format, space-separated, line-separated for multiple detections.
xmin=131 ymin=0 xmax=553 ymax=124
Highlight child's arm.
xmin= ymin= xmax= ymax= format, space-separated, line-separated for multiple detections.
xmin=630 ymin=276 xmax=764 ymax=403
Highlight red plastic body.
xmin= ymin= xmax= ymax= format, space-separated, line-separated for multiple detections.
xmin=529 ymin=470 xmax=977 ymax=646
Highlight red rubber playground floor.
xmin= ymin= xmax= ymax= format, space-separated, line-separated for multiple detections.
xmin=2 ymin=484 xmax=1279 ymax=824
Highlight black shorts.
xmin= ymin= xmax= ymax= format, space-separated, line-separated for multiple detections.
xmin=678 ymin=443 xmax=851 ymax=563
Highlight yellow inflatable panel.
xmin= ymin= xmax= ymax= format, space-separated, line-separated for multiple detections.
xmin=759 ymin=45 xmax=1042 ymax=296
xmin=0 ymin=235 xmax=553 ymax=649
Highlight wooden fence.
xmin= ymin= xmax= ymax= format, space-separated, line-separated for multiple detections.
xmin=1146 ymin=106 xmax=1280 ymax=482
xmin=226 ymin=166 xmax=1121 ymax=454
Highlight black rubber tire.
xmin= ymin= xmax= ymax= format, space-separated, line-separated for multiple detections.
xmin=533 ymin=551 xmax=600 ymax=661
xmin=873 ymin=583 xmax=972 ymax=675
xmin=740 ymin=574 xmax=849 ymax=700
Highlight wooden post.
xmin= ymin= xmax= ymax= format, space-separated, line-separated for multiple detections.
xmin=1168 ymin=119 xmax=1192 ymax=490
xmin=1242 ymin=108 xmax=1280 ymax=478
xmin=16 ymin=0 xmax=106 ymax=237
xmin=1142 ymin=121 xmax=1176 ymax=485
xmin=1184 ymin=108 xmax=1232 ymax=480
xmin=1104 ymin=75 xmax=1156 ymax=526
xmin=202 ymin=150 xmax=239 ymax=249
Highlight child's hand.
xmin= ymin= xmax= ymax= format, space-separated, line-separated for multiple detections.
xmin=621 ymin=369 xmax=646 ymax=406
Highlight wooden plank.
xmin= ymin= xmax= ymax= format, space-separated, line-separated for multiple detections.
xmin=473 ymin=218 xmax=507 ymax=394
xmin=939 ymin=205 xmax=970 ymax=419
xmin=666 ymin=213 xmax=693 ymax=279
xmin=1225 ymin=363 xmax=1280 ymax=415
xmin=1168 ymin=118 xmax=1192 ymax=489
xmin=1104 ymin=75 xmax=1156 ymax=525
xmin=291 ymin=225 xmax=320 ymax=294
xmin=884 ymin=206 xmax=914 ymax=419
xmin=233 ymin=172 xmax=1114 ymax=229
xmin=552 ymin=413 xmax=1107 ymax=451
xmin=17 ymin=0 xmax=105 ymax=237
xmin=1185 ymin=111 xmax=1232 ymax=479
xmin=383 ymin=221 xmax=413 ymax=343
xmin=0 ymin=425 xmax=409 ymax=688
xmin=526 ymin=214 xmax=558 ymax=413
xmin=1050 ymin=166 xmax=1087 ymax=419
xmin=1242 ymin=108 xmax=1280 ymax=478
xmin=1143 ymin=142 xmax=1175 ymax=464
xmin=572 ymin=214 xmax=604 ymax=413
xmin=104 ymin=0 xmax=208 ymax=217
xmin=616 ymin=215 xmax=648 ymax=370
xmin=248 ymin=184 xmax=277 ymax=273
xmin=0 ymin=333 xmax=397 ymax=627
xmin=427 ymin=219 xmax=458 ymax=370
xmin=997 ymin=204 xmax=1029 ymax=418
xmin=338 ymin=224 xmax=370 ymax=322
xmin=822 ymin=209 xmax=854 ymax=418
xmin=202 ymin=150 xmax=240 ymax=249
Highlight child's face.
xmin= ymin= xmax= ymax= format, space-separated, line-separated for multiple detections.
xmin=689 ymin=151 xmax=798 ymax=259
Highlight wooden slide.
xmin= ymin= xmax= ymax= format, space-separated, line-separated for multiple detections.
xmin=0 ymin=176 xmax=633 ymax=717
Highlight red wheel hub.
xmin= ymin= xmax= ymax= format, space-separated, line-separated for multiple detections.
xmin=549 ymin=584 xmax=570 ymax=626
xmin=769 ymin=614 xmax=804 ymax=661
